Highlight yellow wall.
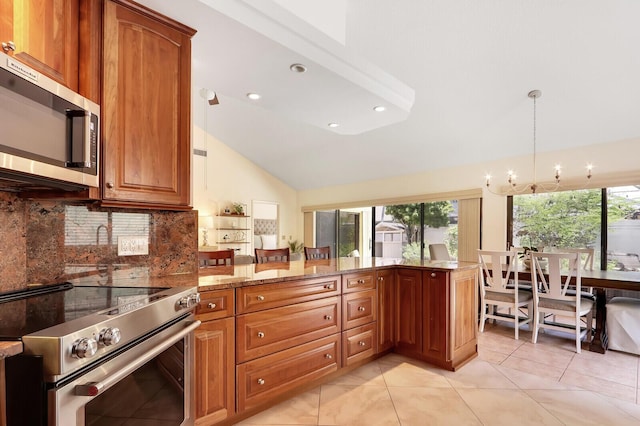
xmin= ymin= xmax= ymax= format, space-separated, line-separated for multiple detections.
xmin=192 ymin=123 xmax=298 ymax=249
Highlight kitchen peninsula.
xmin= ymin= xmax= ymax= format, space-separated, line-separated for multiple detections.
xmin=190 ymin=257 xmax=479 ymax=425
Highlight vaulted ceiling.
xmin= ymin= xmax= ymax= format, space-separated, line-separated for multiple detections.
xmin=137 ymin=0 xmax=640 ymax=190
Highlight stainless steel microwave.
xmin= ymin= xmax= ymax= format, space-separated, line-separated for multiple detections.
xmin=0 ymin=51 xmax=99 ymax=191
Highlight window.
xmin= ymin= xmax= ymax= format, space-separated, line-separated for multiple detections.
xmin=376 ymin=200 xmax=458 ymax=261
xmin=607 ymin=186 xmax=640 ymax=271
xmin=509 ymin=186 xmax=639 ymax=271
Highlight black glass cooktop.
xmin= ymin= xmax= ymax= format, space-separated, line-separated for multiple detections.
xmin=0 ymin=283 xmax=167 ymax=340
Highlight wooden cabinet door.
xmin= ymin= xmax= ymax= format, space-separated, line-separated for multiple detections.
xmin=195 ymin=317 xmax=235 ymax=424
xmin=377 ymin=268 xmax=395 ymax=352
xmin=395 ymin=268 xmax=422 ymax=355
xmin=422 ymin=270 xmax=449 ymax=363
xmin=102 ymin=0 xmax=195 ymax=209
xmin=0 ymin=0 xmax=79 ymax=90
xmin=449 ymin=268 xmax=479 ymax=368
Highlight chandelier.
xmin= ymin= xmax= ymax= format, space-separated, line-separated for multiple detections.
xmin=485 ymin=90 xmax=593 ymax=194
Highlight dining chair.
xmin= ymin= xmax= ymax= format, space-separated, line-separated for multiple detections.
xmin=429 ymin=243 xmax=451 ymax=261
xmin=530 ymin=252 xmax=594 ymax=353
xmin=304 ymin=246 xmax=331 ymax=260
xmin=199 ymin=249 xmax=234 ymax=267
xmin=478 ymin=249 xmax=533 ymax=340
xmin=254 ymin=248 xmax=290 ymax=264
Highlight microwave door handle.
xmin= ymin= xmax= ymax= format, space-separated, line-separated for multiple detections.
xmin=65 ymin=110 xmax=92 ymax=168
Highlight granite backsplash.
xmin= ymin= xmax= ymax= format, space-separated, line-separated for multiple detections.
xmin=0 ymin=192 xmax=198 ymax=292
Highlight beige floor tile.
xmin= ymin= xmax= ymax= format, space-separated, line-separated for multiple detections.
xmin=560 ymin=369 xmax=637 ymax=402
xmin=577 ymin=346 xmax=640 ymax=370
xmin=510 ymin=341 xmax=575 ymax=369
xmin=457 ymin=388 xmax=563 ymax=425
xmin=388 ymin=387 xmax=481 ymax=425
xmin=477 ymin=346 xmax=510 ymax=364
xmin=600 ymin=394 xmax=640 ymax=421
xmin=327 ymin=361 xmax=386 ymax=386
xmin=318 ymin=384 xmax=399 ymax=425
xmin=236 ymin=389 xmax=320 ymax=425
xmin=500 ymin=355 xmax=565 ymax=381
xmin=380 ymin=362 xmax=452 ymax=388
xmin=566 ymin=354 xmax=637 ymax=387
xmin=527 ymin=389 xmax=640 ymax=425
xmin=442 ymin=359 xmax=518 ymax=389
xmin=478 ymin=327 xmax=526 ymax=355
xmin=494 ymin=364 xmax=580 ymax=390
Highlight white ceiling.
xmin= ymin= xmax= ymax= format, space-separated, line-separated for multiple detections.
xmin=137 ymin=0 xmax=640 ymax=191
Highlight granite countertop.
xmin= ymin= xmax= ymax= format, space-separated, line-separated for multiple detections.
xmin=66 ymin=257 xmax=478 ymax=292
xmin=0 ymin=341 xmax=23 ymax=358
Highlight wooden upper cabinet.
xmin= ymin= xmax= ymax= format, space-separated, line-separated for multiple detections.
xmin=0 ymin=0 xmax=80 ymax=91
xmin=102 ymin=0 xmax=195 ymax=209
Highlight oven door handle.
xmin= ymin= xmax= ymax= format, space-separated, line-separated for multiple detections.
xmin=74 ymin=319 xmax=201 ymax=397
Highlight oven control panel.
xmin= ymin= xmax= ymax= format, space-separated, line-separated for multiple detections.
xmin=176 ymin=292 xmax=200 ymax=310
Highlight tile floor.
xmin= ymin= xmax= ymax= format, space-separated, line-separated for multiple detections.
xmin=237 ymin=321 xmax=640 ymax=425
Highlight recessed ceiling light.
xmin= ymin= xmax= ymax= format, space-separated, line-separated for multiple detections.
xmin=290 ymin=63 xmax=307 ymax=73
xmin=246 ymin=93 xmax=261 ymax=100
xmin=373 ymin=105 xmax=386 ymax=112
xmin=328 ymin=122 xmax=339 ymax=128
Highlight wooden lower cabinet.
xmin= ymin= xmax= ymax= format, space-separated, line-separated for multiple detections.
xmin=236 ymin=297 xmax=340 ymax=363
xmin=395 ymin=268 xmax=423 ymax=355
xmin=237 ymin=334 xmax=340 ymax=412
xmin=342 ymin=289 xmax=377 ymax=329
xmin=377 ymin=268 xmax=395 ymax=352
xmin=342 ymin=323 xmax=377 ymax=366
xmin=395 ymin=267 xmax=478 ymax=371
xmin=195 ymin=316 xmax=235 ymax=425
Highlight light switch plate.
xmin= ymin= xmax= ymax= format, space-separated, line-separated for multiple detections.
xmin=118 ymin=236 xmax=149 ymax=256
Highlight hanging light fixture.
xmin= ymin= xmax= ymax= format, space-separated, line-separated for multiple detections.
xmin=485 ymin=90 xmax=593 ymax=194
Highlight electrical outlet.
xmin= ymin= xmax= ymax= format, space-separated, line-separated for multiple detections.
xmin=118 ymin=236 xmax=149 ymax=256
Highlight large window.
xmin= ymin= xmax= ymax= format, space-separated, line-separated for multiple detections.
xmin=376 ymin=201 xmax=458 ymax=261
xmin=510 ymin=186 xmax=640 ymax=271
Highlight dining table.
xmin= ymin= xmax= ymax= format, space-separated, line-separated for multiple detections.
xmin=514 ymin=268 xmax=640 ymax=353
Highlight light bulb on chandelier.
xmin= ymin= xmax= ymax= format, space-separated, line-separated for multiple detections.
xmin=484 ymin=90 xmax=593 ymax=194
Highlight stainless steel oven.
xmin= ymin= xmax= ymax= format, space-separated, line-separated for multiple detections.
xmin=51 ymin=315 xmax=200 ymax=425
xmin=2 ymin=284 xmax=200 ymax=426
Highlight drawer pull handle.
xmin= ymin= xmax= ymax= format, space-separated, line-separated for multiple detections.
xmin=324 ymin=284 xmax=333 ymax=289
xmin=431 ymin=272 xmax=437 ymax=278
xmin=257 ymin=295 xmax=265 ymax=301
xmin=357 ymin=279 xmax=365 ymax=284
xmin=359 ymin=341 xmax=366 ymax=346
xmin=324 ymin=315 xmax=332 ymax=320
xmin=257 ymin=332 xmax=265 ymax=338
xmin=257 ymin=378 xmax=265 ymax=385
xmin=207 ymin=303 xmax=216 ymax=309
xmin=358 ymin=306 xmax=366 ymax=312
xmin=378 ymin=276 xmax=383 ymax=281
xmin=325 ymin=354 xmax=333 ymax=359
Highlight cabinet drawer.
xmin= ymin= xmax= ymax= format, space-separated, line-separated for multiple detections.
xmin=342 ymin=289 xmax=377 ymax=330
xmin=237 ymin=334 xmax=340 ymax=412
xmin=237 ymin=297 xmax=341 ymax=363
xmin=342 ymin=323 xmax=377 ymax=366
xmin=236 ymin=276 xmax=341 ymax=314
xmin=343 ymin=271 xmax=376 ymax=293
xmin=196 ymin=289 xmax=234 ymax=321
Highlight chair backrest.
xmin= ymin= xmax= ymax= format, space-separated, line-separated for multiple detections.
xmin=304 ymin=246 xmax=330 ymax=260
xmin=199 ymin=249 xmax=234 ymax=267
xmin=478 ymin=249 xmax=518 ymax=293
xmin=531 ymin=252 xmax=581 ymax=299
xmin=255 ymin=248 xmax=290 ymax=264
xmin=553 ymin=248 xmax=594 ymax=271
xmin=429 ymin=243 xmax=451 ymax=261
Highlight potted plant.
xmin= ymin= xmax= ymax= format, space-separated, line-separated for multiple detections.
xmin=518 ymin=246 xmax=547 ymax=270
xmin=231 ymin=202 xmax=244 ymax=215
xmin=288 ymin=237 xmax=304 ymax=261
